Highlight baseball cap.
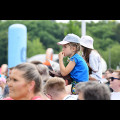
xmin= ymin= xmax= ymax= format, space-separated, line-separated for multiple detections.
xmin=80 ymin=35 xmax=94 ymax=49
xmin=57 ymin=33 xmax=81 ymax=45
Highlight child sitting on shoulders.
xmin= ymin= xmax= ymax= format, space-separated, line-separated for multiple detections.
xmin=57 ymin=33 xmax=89 ymax=94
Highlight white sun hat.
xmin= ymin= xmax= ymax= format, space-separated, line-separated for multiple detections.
xmin=80 ymin=35 xmax=94 ymax=49
xmin=57 ymin=33 xmax=81 ymax=45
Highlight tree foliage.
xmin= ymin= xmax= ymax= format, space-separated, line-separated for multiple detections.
xmin=0 ymin=20 xmax=120 ymax=69
xmin=27 ymin=38 xmax=46 ymax=58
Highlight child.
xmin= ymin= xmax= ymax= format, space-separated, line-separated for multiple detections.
xmin=80 ymin=35 xmax=102 ymax=83
xmin=57 ymin=33 xmax=89 ymax=94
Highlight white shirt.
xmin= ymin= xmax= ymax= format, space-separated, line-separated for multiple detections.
xmin=89 ymin=50 xmax=102 ymax=82
xmin=111 ymin=92 xmax=120 ymax=100
xmin=63 ymin=95 xmax=78 ymax=100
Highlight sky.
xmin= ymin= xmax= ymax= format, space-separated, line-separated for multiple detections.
xmin=56 ymin=20 xmax=99 ymax=23
xmin=56 ymin=20 xmax=120 ymax=23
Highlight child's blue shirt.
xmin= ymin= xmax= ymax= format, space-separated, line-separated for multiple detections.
xmin=70 ymin=53 xmax=89 ymax=82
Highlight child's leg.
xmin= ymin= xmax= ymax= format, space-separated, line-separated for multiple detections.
xmin=71 ymin=81 xmax=79 ymax=95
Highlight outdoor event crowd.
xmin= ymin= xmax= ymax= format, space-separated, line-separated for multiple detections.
xmin=0 ymin=34 xmax=120 ymax=100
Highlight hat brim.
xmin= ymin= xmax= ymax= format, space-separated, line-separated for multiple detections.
xmin=57 ymin=41 xmax=70 ymax=45
xmin=80 ymin=42 xmax=94 ymax=49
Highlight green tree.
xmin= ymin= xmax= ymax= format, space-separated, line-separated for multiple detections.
xmin=38 ymin=31 xmax=61 ymax=53
xmin=27 ymin=38 xmax=46 ymax=58
xmin=64 ymin=20 xmax=81 ymax=36
xmin=0 ymin=30 xmax=8 ymax=66
xmin=101 ymin=43 xmax=120 ymax=69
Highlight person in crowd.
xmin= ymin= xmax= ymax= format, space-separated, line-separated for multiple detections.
xmin=30 ymin=61 xmax=52 ymax=100
xmin=0 ymin=64 xmax=8 ymax=78
xmin=104 ymin=69 xmax=114 ymax=82
xmin=31 ymin=61 xmax=51 ymax=85
xmin=75 ymin=81 xmax=111 ymax=100
xmin=57 ymin=33 xmax=89 ymax=94
xmin=3 ymin=63 xmax=49 ymax=100
xmin=2 ymin=66 xmax=16 ymax=99
xmin=80 ymin=35 xmax=102 ymax=82
xmin=102 ymin=69 xmax=114 ymax=92
xmin=44 ymin=77 xmax=78 ymax=100
xmin=109 ymin=70 xmax=120 ymax=100
xmin=43 ymin=48 xmax=54 ymax=70
xmin=0 ymin=64 xmax=9 ymax=99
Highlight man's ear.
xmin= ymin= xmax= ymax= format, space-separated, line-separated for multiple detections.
xmin=45 ymin=94 xmax=52 ymax=100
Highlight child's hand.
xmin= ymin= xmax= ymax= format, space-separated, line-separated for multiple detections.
xmin=59 ymin=52 xmax=65 ymax=60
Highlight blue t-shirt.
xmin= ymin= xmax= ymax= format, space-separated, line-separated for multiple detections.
xmin=70 ymin=53 xmax=89 ymax=82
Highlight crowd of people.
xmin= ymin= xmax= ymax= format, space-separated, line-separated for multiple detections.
xmin=0 ymin=33 xmax=120 ymax=100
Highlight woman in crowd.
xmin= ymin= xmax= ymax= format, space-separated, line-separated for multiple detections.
xmin=3 ymin=62 xmax=49 ymax=100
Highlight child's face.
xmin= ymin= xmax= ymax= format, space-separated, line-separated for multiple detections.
xmin=62 ymin=44 xmax=74 ymax=57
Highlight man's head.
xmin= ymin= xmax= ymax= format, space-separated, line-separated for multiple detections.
xmin=44 ymin=77 xmax=66 ymax=100
xmin=109 ymin=70 xmax=120 ymax=92
xmin=104 ymin=69 xmax=114 ymax=79
xmin=75 ymin=81 xmax=111 ymax=100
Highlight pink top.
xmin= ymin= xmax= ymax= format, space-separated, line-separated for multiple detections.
xmin=3 ymin=97 xmax=13 ymax=100
xmin=3 ymin=96 xmax=45 ymax=100
xmin=32 ymin=96 xmax=44 ymax=100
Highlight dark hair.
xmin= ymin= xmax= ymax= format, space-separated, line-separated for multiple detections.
xmin=81 ymin=45 xmax=102 ymax=74
xmin=30 ymin=60 xmax=43 ymax=65
xmin=106 ymin=69 xmax=114 ymax=74
xmin=81 ymin=45 xmax=92 ymax=63
xmin=81 ymin=45 xmax=92 ymax=74
xmin=14 ymin=63 xmax=42 ymax=93
xmin=84 ymin=82 xmax=110 ymax=100
xmin=75 ymin=81 xmax=111 ymax=100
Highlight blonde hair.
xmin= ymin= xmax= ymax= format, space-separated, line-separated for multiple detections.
xmin=44 ymin=77 xmax=66 ymax=95
xmin=68 ymin=42 xmax=80 ymax=53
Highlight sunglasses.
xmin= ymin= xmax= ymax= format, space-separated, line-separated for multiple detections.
xmin=109 ymin=77 xmax=120 ymax=81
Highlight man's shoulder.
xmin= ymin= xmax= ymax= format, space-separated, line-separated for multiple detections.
xmin=63 ymin=95 xmax=78 ymax=100
xmin=111 ymin=92 xmax=120 ymax=100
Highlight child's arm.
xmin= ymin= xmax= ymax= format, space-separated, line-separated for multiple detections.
xmin=59 ymin=52 xmax=75 ymax=76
